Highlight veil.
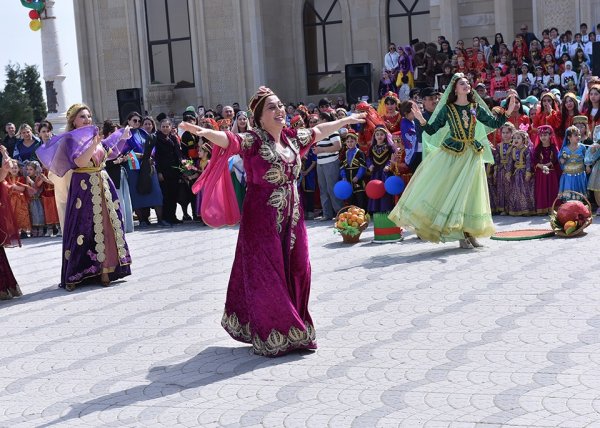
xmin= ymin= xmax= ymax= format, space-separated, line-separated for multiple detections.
xmin=422 ymin=73 xmax=497 ymax=164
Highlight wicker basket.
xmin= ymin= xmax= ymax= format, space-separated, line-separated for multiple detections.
xmin=550 ymin=191 xmax=593 ymax=238
xmin=335 ymin=205 xmax=369 ymax=243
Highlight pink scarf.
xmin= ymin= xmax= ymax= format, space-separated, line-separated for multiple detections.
xmin=191 ymin=131 xmax=241 ymax=227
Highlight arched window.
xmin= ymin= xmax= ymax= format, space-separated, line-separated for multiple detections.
xmin=303 ymin=0 xmax=344 ymax=95
xmin=387 ymin=0 xmax=430 ymax=46
xmin=144 ymin=0 xmax=194 ymax=88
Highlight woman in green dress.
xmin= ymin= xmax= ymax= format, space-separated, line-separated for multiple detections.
xmin=388 ymin=73 xmax=517 ymax=248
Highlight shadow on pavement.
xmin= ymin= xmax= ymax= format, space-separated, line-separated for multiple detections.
xmin=37 ymin=345 xmax=306 ymax=427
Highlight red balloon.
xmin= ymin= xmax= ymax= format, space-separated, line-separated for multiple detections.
xmin=365 ymin=179 xmax=386 ymax=200
xmin=29 ymin=10 xmax=39 ymax=19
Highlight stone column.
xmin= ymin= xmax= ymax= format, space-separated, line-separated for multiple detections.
xmin=494 ymin=0 xmax=513 ymax=42
xmin=439 ymin=0 xmax=459 ymax=45
xmin=41 ymin=0 xmax=69 ymax=131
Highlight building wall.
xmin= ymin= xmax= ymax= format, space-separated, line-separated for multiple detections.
xmin=75 ymin=0 xmax=592 ymax=119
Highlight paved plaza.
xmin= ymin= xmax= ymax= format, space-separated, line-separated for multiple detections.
xmin=2 ymin=216 xmax=600 ymax=427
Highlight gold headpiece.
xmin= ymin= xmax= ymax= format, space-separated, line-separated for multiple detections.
xmin=248 ymin=86 xmax=275 ymax=115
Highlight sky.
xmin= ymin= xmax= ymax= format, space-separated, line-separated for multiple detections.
xmin=0 ymin=1 xmax=82 ymax=104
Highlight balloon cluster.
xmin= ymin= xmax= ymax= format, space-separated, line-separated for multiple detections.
xmin=21 ymin=0 xmax=46 ymax=31
xmin=334 ymin=176 xmax=406 ymax=201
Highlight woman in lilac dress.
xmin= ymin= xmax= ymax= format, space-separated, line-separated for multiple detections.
xmin=37 ymin=104 xmax=132 ymax=291
xmin=179 ymin=86 xmax=365 ymax=357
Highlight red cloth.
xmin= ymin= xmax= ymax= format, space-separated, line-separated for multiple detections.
xmin=0 ymin=182 xmax=20 ymax=248
xmin=191 ymin=132 xmax=241 ymax=227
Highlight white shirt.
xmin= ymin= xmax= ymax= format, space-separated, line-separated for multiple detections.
xmin=316 ymin=134 xmax=341 ymax=165
xmin=561 ymin=70 xmax=579 ymax=87
xmin=384 ymin=51 xmax=399 ymax=71
xmin=543 ymin=74 xmax=560 ymax=86
xmin=569 ymin=41 xmax=586 ymax=57
xmin=517 ymin=73 xmax=534 ymax=86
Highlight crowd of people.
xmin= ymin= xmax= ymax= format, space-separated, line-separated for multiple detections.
xmin=4 ymin=20 xmax=600 ymax=356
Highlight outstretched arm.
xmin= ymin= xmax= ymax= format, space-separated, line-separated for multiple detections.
xmin=178 ymin=122 xmax=230 ymax=148
xmin=0 ymin=145 xmax=10 ymax=182
xmin=312 ymin=113 xmax=366 ymax=142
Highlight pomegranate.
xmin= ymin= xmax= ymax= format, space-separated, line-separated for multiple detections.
xmin=556 ymin=200 xmax=590 ymax=226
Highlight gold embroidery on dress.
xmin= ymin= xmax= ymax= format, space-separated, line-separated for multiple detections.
xmin=461 ymin=109 xmax=470 ymax=129
xmin=240 ymin=132 xmax=255 ymax=150
xmin=221 ymin=311 xmax=316 ymax=356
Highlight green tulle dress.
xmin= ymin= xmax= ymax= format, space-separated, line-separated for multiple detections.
xmin=388 ymin=103 xmax=507 ymax=243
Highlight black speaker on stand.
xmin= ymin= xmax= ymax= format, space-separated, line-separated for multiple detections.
xmin=593 ymin=42 xmax=600 ymax=77
xmin=345 ymin=63 xmax=372 ymax=104
xmin=116 ymin=88 xmax=143 ymax=125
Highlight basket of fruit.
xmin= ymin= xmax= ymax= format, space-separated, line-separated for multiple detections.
xmin=550 ymin=191 xmax=593 ymax=238
xmin=334 ymin=205 xmax=369 ymax=243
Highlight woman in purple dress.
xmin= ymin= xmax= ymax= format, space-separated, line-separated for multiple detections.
xmin=179 ymin=86 xmax=365 ymax=357
xmin=0 ymin=146 xmax=22 ymax=300
xmin=37 ymin=104 xmax=132 ymax=291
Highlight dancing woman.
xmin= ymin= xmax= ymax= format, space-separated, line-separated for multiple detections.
xmin=178 ymin=86 xmax=365 ymax=356
xmin=37 ymin=104 xmax=132 ymax=290
xmin=0 ymin=146 xmax=22 ymax=300
xmin=388 ymin=73 xmax=516 ymax=248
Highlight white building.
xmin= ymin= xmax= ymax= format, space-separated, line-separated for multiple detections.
xmin=73 ymin=0 xmax=600 ymax=121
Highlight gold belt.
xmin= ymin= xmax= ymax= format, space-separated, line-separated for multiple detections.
xmin=74 ymin=165 xmax=104 ymax=173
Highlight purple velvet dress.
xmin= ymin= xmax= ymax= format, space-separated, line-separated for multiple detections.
xmin=220 ymin=127 xmax=317 ymax=357
xmin=37 ymin=126 xmax=132 ymax=289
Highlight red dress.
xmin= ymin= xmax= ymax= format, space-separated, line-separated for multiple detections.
xmin=0 ymin=182 xmax=22 ymax=300
xmin=380 ymin=112 xmax=401 ymax=134
xmin=533 ymin=110 xmax=562 ymax=134
xmin=41 ymin=178 xmax=60 ymax=225
xmin=6 ymin=176 xmax=31 ymax=232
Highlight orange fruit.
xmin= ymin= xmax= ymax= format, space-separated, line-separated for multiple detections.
xmin=351 ymin=221 xmax=358 ymax=227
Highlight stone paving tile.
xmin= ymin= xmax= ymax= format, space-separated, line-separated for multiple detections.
xmin=2 ymin=217 xmax=600 ymax=427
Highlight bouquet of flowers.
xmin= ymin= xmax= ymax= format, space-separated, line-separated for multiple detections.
xmin=173 ymin=159 xmax=199 ymax=177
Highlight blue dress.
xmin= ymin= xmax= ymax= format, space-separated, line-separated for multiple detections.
xmin=559 ymin=143 xmax=587 ymax=195
xmin=123 ymin=129 xmax=163 ymax=209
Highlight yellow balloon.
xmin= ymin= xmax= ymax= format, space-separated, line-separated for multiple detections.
xmin=29 ymin=20 xmax=42 ymax=31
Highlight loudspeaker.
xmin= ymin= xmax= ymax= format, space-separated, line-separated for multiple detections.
xmin=345 ymin=63 xmax=372 ymax=104
xmin=593 ymin=42 xmax=600 ymax=76
xmin=116 ymin=88 xmax=143 ymax=125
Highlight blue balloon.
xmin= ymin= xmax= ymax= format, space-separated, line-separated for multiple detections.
xmin=334 ymin=180 xmax=353 ymax=200
xmin=384 ymin=176 xmax=405 ymax=195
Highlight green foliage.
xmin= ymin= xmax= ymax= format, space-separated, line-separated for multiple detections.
xmin=0 ymin=63 xmax=47 ymax=137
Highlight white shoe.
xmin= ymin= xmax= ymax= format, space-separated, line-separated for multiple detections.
xmin=459 ymin=239 xmax=474 ymax=249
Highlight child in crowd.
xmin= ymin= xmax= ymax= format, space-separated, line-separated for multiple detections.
xmin=40 ymin=167 xmax=60 ymax=236
xmin=5 ymin=161 xmax=31 ymax=238
xmin=397 ymin=75 xmax=411 ymax=102
xmin=506 ymin=130 xmax=535 ymax=215
xmin=493 ymin=123 xmax=515 ymax=214
xmin=559 ymin=125 xmax=588 ymax=196
xmin=339 ymin=129 xmax=367 ymax=210
xmin=533 ymin=125 xmax=561 ymax=214
xmin=24 ymin=161 xmax=46 ymax=237
xmin=585 ymin=125 xmax=600 ymax=215
xmin=300 ymin=143 xmax=318 ymax=219
xmin=367 ymin=126 xmax=394 ymax=213
xmin=389 ymin=132 xmax=413 ymax=189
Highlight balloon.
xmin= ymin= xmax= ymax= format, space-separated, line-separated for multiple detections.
xmin=29 ymin=10 xmax=39 ymax=19
xmin=365 ymin=179 xmax=386 ymax=200
xmin=384 ymin=176 xmax=405 ymax=195
xmin=29 ymin=19 xmax=42 ymax=31
xmin=21 ymin=0 xmax=45 ymax=11
xmin=333 ymin=180 xmax=353 ymax=200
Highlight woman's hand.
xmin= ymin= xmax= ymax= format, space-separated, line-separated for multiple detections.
xmin=344 ymin=112 xmax=367 ymax=125
xmin=411 ymin=101 xmax=425 ymax=124
xmin=178 ymin=121 xmax=204 ymax=136
xmin=121 ymin=125 xmax=132 ymax=141
xmin=506 ymin=95 xmax=517 ymax=116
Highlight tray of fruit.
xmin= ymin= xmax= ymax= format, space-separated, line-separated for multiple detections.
xmin=334 ymin=205 xmax=370 ymax=243
xmin=550 ymin=191 xmax=593 ymax=237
